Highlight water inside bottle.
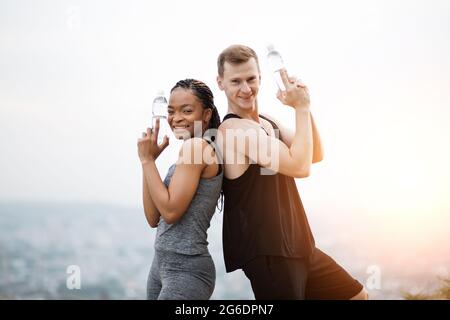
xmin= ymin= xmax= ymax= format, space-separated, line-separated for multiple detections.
xmin=267 ymin=46 xmax=286 ymax=91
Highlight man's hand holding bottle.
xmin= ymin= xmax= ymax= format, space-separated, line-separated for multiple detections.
xmin=276 ymin=69 xmax=310 ymax=110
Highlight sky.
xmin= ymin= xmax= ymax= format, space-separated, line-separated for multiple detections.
xmin=1 ymin=0 xmax=450 ymax=270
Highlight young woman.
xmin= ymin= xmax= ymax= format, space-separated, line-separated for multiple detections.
xmin=137 ymin=79 xmax=222 ymax=300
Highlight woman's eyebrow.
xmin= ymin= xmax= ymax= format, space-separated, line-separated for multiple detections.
xmin=168 ymin=104 xmax=192 ymax=109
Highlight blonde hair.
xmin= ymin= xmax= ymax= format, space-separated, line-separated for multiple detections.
xmin=217 ymin=44 xmax=260 ymax=77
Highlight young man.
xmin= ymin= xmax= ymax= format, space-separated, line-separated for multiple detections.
xmin=216 ymin=44 xmax=367 ymax=300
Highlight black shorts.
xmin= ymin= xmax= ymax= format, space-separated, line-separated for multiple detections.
xmin=242 ymin=248 xmax=364 ymax=300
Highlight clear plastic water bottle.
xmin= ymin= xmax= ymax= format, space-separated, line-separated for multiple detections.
xmin=266 ymin=44 xmax=286 ymax=91
xmin=152 ymin=90 xmax=170 ymax=144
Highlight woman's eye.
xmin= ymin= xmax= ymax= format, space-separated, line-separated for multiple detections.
xmin=183 ymin=109 xmax=192 ymax=114
xmin=168 ymin=110 xmax=174 ymax=115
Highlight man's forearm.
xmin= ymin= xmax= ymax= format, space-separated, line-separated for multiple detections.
xmin=311 ymin=114 xmax=324 ymax=163
xmin=290 ymin=108 xmax=313 ymax=175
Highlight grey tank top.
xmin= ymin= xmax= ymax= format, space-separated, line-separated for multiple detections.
xmin=154 ymin=162 xmax=223 ymax=255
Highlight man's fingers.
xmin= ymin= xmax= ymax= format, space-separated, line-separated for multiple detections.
xmin=279 ymin=69 xmax=292 ymax=88
xmin=276 ymin=89 xmax=286 ymax=102
xmin=276 ymin=89 xmax=283 ymax=100
xmin=296 ymin=78 xmax=306 ymax=88
xmin=288 ymin=75 xmax=297 ymax=84
xmin=287 ymin=73 xmax=306 ymax=88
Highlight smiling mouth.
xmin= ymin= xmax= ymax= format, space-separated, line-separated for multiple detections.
xmin=172 ymin=125 xmax=190 ymax=131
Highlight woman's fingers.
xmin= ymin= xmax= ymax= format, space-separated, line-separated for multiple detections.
xmin=153 ymin=118 xmax=160 ymax=140
xmin=161 ymin=135 xmax=170 ymax=149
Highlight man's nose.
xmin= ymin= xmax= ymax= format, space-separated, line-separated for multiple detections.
xmin=240 ymin=82 xmax=251 ymax=93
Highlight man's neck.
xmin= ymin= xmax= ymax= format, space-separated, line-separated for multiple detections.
xmin=227 ymin=100 xmax=260 ymax=122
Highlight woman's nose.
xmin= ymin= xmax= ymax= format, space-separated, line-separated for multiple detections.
xmin=172 ymin=112 xmax=183 ymax=122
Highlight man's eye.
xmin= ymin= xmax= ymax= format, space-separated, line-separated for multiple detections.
xmin=168 ymin=110 xmax=174 ymax=115
xmin=183 ymin=109 xmax=193 ymax=114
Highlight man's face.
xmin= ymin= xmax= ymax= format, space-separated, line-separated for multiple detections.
xmin=217 ymin=58 xmax=261 ymax=112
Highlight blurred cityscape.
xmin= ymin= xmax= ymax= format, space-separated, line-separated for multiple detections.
xmin=0 ymin=202 xmax=447 ymax=300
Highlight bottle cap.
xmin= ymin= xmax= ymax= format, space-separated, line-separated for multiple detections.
xmin=266 ymin=44 xmax=275 ymax=52
xmin=156 ymin=90 xmax=165 ymax=97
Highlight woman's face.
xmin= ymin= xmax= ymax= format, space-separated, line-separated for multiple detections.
xmin=167 ymin=88 xmax=211 ymax=140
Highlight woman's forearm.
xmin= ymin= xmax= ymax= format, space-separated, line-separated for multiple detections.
xmin=142 ymin=167 xmax=161 ymax=228
xmin=142 ymin=161 xmax=174 ymax=221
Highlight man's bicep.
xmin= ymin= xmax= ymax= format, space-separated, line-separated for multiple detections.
xmin=220 ymin=119 xmax=300 ymax=175
xmin=247 ymin=132 xmax=303 ymax=176
xmin=278 ymin=123 xmax=294 ymax=146
xmin=261 ymin=113 xmax=294 ymax=147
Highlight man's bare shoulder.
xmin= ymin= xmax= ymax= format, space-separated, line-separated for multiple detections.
xmin=219 ymin=117 xmax=260 ymax=131
xmin=260 ymin=113 xmax=279 ymax=126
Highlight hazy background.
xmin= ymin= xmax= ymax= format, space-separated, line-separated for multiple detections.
xmin=1 ymin=0 xmax=450 ymax=299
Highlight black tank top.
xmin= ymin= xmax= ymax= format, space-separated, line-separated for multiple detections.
xmin=222 ymin=113 xmax=315 ymax=272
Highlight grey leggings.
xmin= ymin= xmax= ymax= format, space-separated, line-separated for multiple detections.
xmin=147 ymin=249 xmax=215 ymax=300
